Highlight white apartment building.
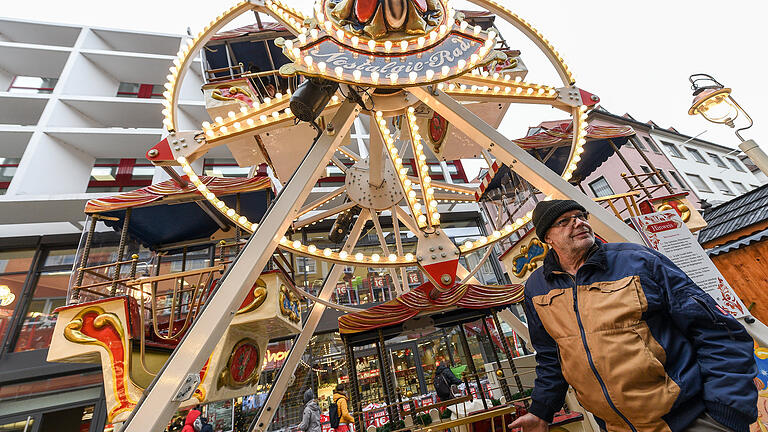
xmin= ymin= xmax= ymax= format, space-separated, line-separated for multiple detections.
xmin=0 ymin=18 xmax=214 ymax=238
xmin=648 ymin=125 xmax=766 ymax=206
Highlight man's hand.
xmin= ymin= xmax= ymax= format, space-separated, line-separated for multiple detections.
xmin=508 ymin=413 xmax=549 ymax=432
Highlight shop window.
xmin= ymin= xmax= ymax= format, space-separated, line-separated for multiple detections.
xmin=686 ymin=147 xmax=707 ymax=164
xmin=727 ymin=157 xmax=746 ymax=172
xmin=643 ymin=137 xmax=661 ymax=153
xmin=7 ymin=76 xmax=58 ymax=94
xmin=297 ymin=257 xmax=316 ymax=274
xmin=710 ymin=177 xmax=733 ymax=195
xmin=707 ymin=152 xmax=727 ymax=168
xmin=588 ymin=176 xmax=614 ymax=197
xmin=686 ymin=173 xmax=713 ymax=193
xmin=0 ymin=250 xmax=36 ymax=347
xmin=661 ymin=141 xmax=685 ymax=158
xmin=87 ymin=158 xmax=153 ymax=193
xmin=116 ymin=82 xmax=164 ymax=99
xmin=203 ymin=158 xmax=250 ymax=178
xmin=12 ymin=272 xmax=69 ymax=352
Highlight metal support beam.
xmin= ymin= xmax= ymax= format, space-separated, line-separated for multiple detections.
xmin=408 ymin=87 xmax=642 ymax=244
xmin=369 ymin=115 xmax=384 ymax=187
xmin=249 ymin=210 xmax=370 ymax=432
xmin=120 ymin=99 xmax=361 ymax=432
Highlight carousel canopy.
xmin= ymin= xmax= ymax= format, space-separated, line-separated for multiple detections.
xmin=338 ymin=281 xmax=524 ymax=336
xmin=478 ymin=122 xmax=635 ymax=200
xmin=84 ymin=176 xmax=271 ymax=250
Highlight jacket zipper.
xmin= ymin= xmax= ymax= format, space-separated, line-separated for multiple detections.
xmin=569 ymin=274 xmax=637 ymax=432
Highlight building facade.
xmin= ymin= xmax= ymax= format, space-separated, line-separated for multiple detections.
xmin=648 ymin=123 xmax=766 ymax=206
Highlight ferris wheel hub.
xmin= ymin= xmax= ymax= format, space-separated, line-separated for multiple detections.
xmin=345 ymin=158 xmax=404 ymax=210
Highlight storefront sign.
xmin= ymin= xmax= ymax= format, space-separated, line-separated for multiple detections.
xmin=336 ymin=282 xmax=347 ymax=295
xmin=373 ymin=276 xmax=386 ymax=288
xmin=407 ymin=272 xmax=421 ymax=284
xmin=262 ymin=347 xmax=289 ymax=371
xmin=631 ymin=210 xmax=749 ymax=318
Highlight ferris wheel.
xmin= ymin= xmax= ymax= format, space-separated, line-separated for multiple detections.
xmin=124 ymin=0 xmax=640 ymax=430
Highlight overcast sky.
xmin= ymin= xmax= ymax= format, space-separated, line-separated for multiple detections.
xmin=4 ymin=1 xmax=766 ymax=156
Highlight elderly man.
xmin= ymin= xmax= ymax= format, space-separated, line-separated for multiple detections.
xmin=510 ymin=200 xmax=757 ymax=432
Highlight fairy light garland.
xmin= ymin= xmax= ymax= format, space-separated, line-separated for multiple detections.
xmin=406 ymin=108 xmax=441 ymax=228
xmin=373 ymin=110 xmax=426 ymax=228
xmin=264 ymin=0 xmax=307 ymax=33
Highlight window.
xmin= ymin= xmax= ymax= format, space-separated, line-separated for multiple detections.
xmin=707 ymin=153 xmax=727 ymax=168
xmin=710 ymin=178 xmax=733 ymax=195
xmin=643 ymin=137 xmax=661 ymax=153
xmin=87 ymin=158 xmax=154 ymax=193
xmin=297 ymin=257 xmax=316 ymax=274
xmin=588 ymin=177 xmax=614 ymax=197
xmin=640 ymin=166 xmax=658 ymax=185
xmin=7 ymin=76 xmax=58 ymax=94
xmin=727 ymin=158 xmax=746 ymax=172
xmin=631 ymin=137 xmax=646 ymax=151
xmin=203 ymin=158 xmax=251 ymax=177
xmin=661 ymin=141 xmax=685 ymax=158
xmin=669 ymin=171 xmax=688 ymax=190
xmin=0 ymin=158 xmax=20 ymax=193
xmin=0 ymin=250 xmax=36 ymax=345
xmin=657 ymin=169 xmax=672 ymax=189
xmin=116 ymin=82 xmax=164 ymax=99
xmin=732 ymin=182 xmax=748 ymax=194
xmin=686 ymin=147 xmax=707 ymax=164
xmin=686 ymin=173 xmax=712 ymax=193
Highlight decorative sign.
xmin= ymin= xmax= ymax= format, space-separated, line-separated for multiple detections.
xmin=407 ymin=271 xmax=421 ymax=284
xmin=336 ymin=282 xmax=348 ymax=295
xmin=631 ymin=210 xmax=748 ymax=318
xmin=511 ymin=238 xmax=548 ymax=278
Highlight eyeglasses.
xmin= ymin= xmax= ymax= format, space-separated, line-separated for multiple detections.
xmin=551 ymin=211 xmax=589 ymax=228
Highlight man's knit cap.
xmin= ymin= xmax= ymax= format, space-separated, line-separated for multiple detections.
xmin=532 ymin=199 xmax=586 ymax=240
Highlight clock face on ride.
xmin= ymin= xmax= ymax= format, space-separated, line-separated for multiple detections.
xmin=327 ymin=0 xmax=444 ymax=40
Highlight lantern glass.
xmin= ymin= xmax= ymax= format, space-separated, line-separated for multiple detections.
xmin=697 ymin=93 xmax=739 ymax=124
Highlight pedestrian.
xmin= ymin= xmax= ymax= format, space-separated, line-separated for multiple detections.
xmin=510 ymin=200 xmax=757 ymax=432
xmin=433 ymin=361 xmax=462 ymax=403
xmin=198 ymin=416 xmax=213 ymax=432
xmin=181 ymin=408 xmax=201 ymax=432
xmin=332 ymin=383 xmax=355 ymax=432
xmin=297 ymin=389 xmax=322 ymax=432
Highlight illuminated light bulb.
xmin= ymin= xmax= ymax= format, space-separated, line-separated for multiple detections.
xmin=205 ymin=192 xmax=216 ymax=200
xmin=564 ymin=172 xmax=573 ymax=180
xmin=368 ymin=39 xmax=376 ymax=51
xmin=371 ymin=254 xmax=380 ymax=262
xmin=310 ymin=28 xmax=319 ymax=39
xmin=260 ymin=114 xmax=268 ymax=122
xmin=515 ymin=87 xmax=522 ymax=94
xmin=272 ymin=111 xmax=280 ymax=118
xmin=417 ymin=37 xmax=425 ymax=48
xmin=384 ymin=40 xmax=392 ymax=52
xmin=206 ymin=129 xmax=215 ymax=137
xmin=370 ymin=71 xmax=379 ymax=83
xmin=308 ymin=245 xmax=317 ymax=253
xmin=355 ymin=253 xmax=364 ymax=261
xmin=291 ymin=47 xmax=300 ymax=58
xmin=426 ymin=69 xmax=435 ymax=80
xmin=405 ymin=253 xmax=414 ymax=261
xmin=423 ymin=176 xmax=431 ymax=183
xmin=226 ymin=208 xmax=236 ymax=217
xmin=419 ymin=154 xmax=427 ymax=161
xmin=298 ymin=33 xmax=307 ymax=44
xmin=492 ymin=230 xmax=501 ymax=238
xmin=323 ymin=21 xmax=333 ymax=33
xmin=292 ymin=240 xmax=302 ymax=248
xmin=460 ymin=21 xmax=468 ymax=31
xmin=429 ymin=31 xmax=438 ymax=43
xmin=284 ymin=40 xmax=293 ymax=53
xmin=400 ymin=40 xmax=408 ymax=51
xmin=177 ymin=156 xmax=187 ymax=164
xmin=339 ymin=251 xmax=348 ymax=259
xmin=400 ymin=167 xmax=408 ymax=176
xmin=418 ymin=214 xmax=427 ymax=225
xmin=478 ymin=236 xmax=487 ymax=244
xmin=430 ymin=200 xmax=438 ymax=208
xmin=576 ymin=147 xmax=585 ymax=155
xmin=331 ymin=95 xmax=339 ymax=103
xmin=538 ymin=88 xmax=545 ymax=95
xmin=569 ymin=163 xmax=578 ymax=171
xmin=403 ymin=179 xmax=412 ymax=187
xmin=336 ymin=29 xmax=344 ymax=40
xmin=504 ymin=86 xmax=511 ymax=93
xmin=233 ymin=122 xmax=241 ymax=129
xmin=335 ymin=67 xmax=343 ymax=78
xmin=473 ymin=25 xmax=481 ymax=36
xmin=413 ymin=203 xmax=422 ymax=212
xmin=318 ymin=62 xmax=327 ymax=73
xmin=448 ymin=83 xmax=455 ymax=91
xmin=457 ymin=59 xmax=466 ymax=69
xmin=220 ymin=126 xmax=229 ymax=134
xmin=439 ymin=24 xmax=447 ymax=35
xmin=441 ymin=65 xmax=450 ymax=77
xmin=304 ymin=56 xmax=313 ymax=68
xmin=228 ymin=111 xmax=236 ymax=118
xmin=353 ymin=70 xmax=362 ymax=81
xmin=493 ymin=86 xmax=500 ymax=93
xmin=250 ymin=222 xmax=258 ymax=230
xmin=437 ymin=82 xmax=444 ymax=90
xmin=240 ymin=106 xmax=249 ymax=114
xmin=503 ymin=224 xmax=513 ymax=232
xmin=464 ymin=240 xmax=473 ymax=249
xmin=409 ymin=71 xmax=417 ymax=83
xmin=323 ymin=248 xmax=332 ymax=257
xmin=216 ymin=201 xmax=225 ymax=209
xmin=408 ymin=190 xmax=416 ymax=198
xmin=470 ymin=53 xmax=479 ymax=64
xmin=350 ymin=36 xmax=359 ymax=47
xmin=388 ymin=254 xmax=397 ymax=262
xmin=389 ymin=73 xmax=398 ymax=84
xmin=514 ymin=76 xmax=522 ymax=82
xmin=238 ymin=216 xmax=248 ymax=225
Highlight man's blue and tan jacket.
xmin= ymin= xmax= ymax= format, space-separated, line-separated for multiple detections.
xmin=522 ymin=240 xmax=757 ymax=432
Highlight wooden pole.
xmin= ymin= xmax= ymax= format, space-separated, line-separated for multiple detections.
xmin=458 ymin=323 xmax=488 ymax=410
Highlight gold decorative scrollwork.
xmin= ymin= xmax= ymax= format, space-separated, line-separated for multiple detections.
xmin=279 ymin=284 xmax=301 ymax=323
xmin=511 ymin=238 xmax=549 ymax=278
xmin=236 ymin=278 xmax=268 ymax=314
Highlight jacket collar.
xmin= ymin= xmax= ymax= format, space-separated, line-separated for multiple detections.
xmin=542 ymin=239 xmax=607 ymax=281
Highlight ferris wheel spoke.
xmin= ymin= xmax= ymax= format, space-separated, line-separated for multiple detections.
xmin=404 ymin=108 xmax=441 ymax=228
xmin=296 ymin=185 xmax=347 ymax=218
xmin=294 ymin=200 xmax=357 ymax=230
xmin=458 ymin=246 xmax=494 ymax=286
xmin=330 ymin=155 xmax=348 ymax=173
xmin=336 ymin=146 xmax=360 ymax=161
xmin=370 ymin=211 xmax=404 ymax=293
xmin=391 ymin=205 xmax=409 ymax=294
xmin=393 ymin=205 xmax=420 ymax=235
xmin=255 ymin=0 xmax=306 ymax=35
